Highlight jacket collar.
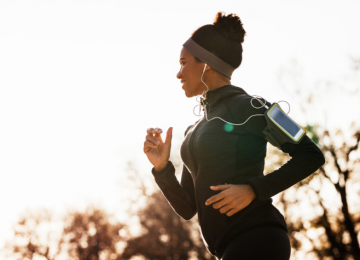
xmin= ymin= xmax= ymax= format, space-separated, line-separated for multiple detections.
xmin=200 ymin=85 xmax=248 ymax=110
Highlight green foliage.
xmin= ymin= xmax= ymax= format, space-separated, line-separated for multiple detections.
xmin=304 ymin=124 xmax=319 ymax=144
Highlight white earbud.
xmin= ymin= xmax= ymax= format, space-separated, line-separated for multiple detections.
xmin=203 ymin=63 xmax=207 ymax=72
xmin=201 ymin=64 xmax=209 ymax=92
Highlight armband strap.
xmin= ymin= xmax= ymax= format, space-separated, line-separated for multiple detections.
xmin=262 ymin=103 xmax=305 ymax=148
xmin=262 ymin=128 xmax=281 ymax=148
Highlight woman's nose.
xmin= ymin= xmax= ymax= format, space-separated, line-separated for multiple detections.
xmin=176 ymin=70 xmax=182 ymax=79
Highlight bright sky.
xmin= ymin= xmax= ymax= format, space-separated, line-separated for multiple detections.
xmin=0 ymin=0 xmax=360 ymax=256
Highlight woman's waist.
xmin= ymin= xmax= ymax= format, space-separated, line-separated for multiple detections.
xmin=194 ymin=165 xmax=264 ymax=189
xmin=197 ymin=198 xmax=287 ymax=257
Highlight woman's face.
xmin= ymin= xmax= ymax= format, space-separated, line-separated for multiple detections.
xmin=177 ymin=47 xmax=206 ymax=98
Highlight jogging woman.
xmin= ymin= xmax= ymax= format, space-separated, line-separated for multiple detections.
xmin=143 ymin=12 xmax=325 ymax=260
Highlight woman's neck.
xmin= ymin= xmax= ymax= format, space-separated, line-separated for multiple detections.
xmin=204 ymin=77 xmax=231 ymax=92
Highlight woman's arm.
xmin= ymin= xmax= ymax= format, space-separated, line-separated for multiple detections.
xmin=151 ymin=127 xmax=197 ymax=220
xmin=152 ymin=161 xmax=197 ymax=220
xmin=234 ymin=95 xmax=326 ymax=201
xmin=245 ymin=134 xmax=325 ymax=201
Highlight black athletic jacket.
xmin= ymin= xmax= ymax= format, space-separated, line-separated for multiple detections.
xmin=151 ymin=85 xmax=325 ymax=258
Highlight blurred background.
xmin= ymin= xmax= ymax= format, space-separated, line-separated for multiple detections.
xmin=0 ymin=0 xmax=359 ymax=259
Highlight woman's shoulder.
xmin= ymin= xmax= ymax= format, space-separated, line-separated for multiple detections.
xmin=226 ymin=93 xmax=269 ymax=121
xmin=228 ymin=92 xmax=270 ymax=106
xmin=184 ymin=118 xmax=201 ymax=136
xmin=222 ymin=93 xmax=271 ymax=138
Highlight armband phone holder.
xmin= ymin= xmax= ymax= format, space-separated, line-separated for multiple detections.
xmin=262 ymin=103 xmax=305 ymax=148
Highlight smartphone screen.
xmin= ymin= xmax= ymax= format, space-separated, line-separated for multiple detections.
xmin=268 ymin=105 xmax=304 ymax=140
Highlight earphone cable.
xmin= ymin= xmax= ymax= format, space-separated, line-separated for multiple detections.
xmin=192 ymin=63 xmax=290 ymax=125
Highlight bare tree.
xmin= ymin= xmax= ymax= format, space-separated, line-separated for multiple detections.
xmin=4 ymin=207 xmax=125 ymax=260
xmin=267 ymin=58 xmax=360 ymax=259
xmin=4 ymin=149 xmax=214 ymax=260
xmin=62 ymin=207 xmax=125 ymax=260
xmin=121 ymin=191 xmax=213 ymax=260
xmin=3 ymin=209 xmax=63 ymax=260
xmin=123 ymin=156 xmax=215 ymax=260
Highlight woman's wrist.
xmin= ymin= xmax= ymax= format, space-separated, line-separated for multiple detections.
xmin=245 ymin=184 xmax=256 ymax=200
xmin=154 ymin=161 xmax=169 ymax=172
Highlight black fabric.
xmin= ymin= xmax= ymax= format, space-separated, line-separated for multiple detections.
xmin=151 ymin=85 xmax=325 ymax=258
xmin=221 ymin=226 xmax=291 ymax=260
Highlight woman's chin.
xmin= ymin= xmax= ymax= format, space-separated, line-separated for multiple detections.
xmin=183 ymin=89 xmax=197 ymax=98
xmin=182 ymin=86 xmax=189 ymax=97
xmin=182 ymin=85 xmax=196 ymax=98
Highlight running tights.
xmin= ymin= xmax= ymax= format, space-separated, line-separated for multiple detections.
xmin=220 ymin=226 xmax=291 ymax=260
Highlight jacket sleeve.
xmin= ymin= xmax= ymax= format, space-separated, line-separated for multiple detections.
xmin=151 ymin=127 xmax=197 ymax=220
xmin=230 ymin=95 xmax=326 ymax=201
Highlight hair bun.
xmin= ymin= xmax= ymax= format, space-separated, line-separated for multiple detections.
xmin=213 ymin=12 xmax=246 ymax=43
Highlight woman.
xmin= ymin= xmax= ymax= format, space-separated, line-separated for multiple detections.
xmin=143 ymin=12 xmax=325 ymax=260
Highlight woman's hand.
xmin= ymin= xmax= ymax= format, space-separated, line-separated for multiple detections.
xmin=205 ymin=184 xmax=256 ymax=217
xmin=143 ymin=127 xmax=173 ymax=171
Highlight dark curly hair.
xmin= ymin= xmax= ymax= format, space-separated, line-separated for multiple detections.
xmin=191 ymin=12 xmax=246 ymax=69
